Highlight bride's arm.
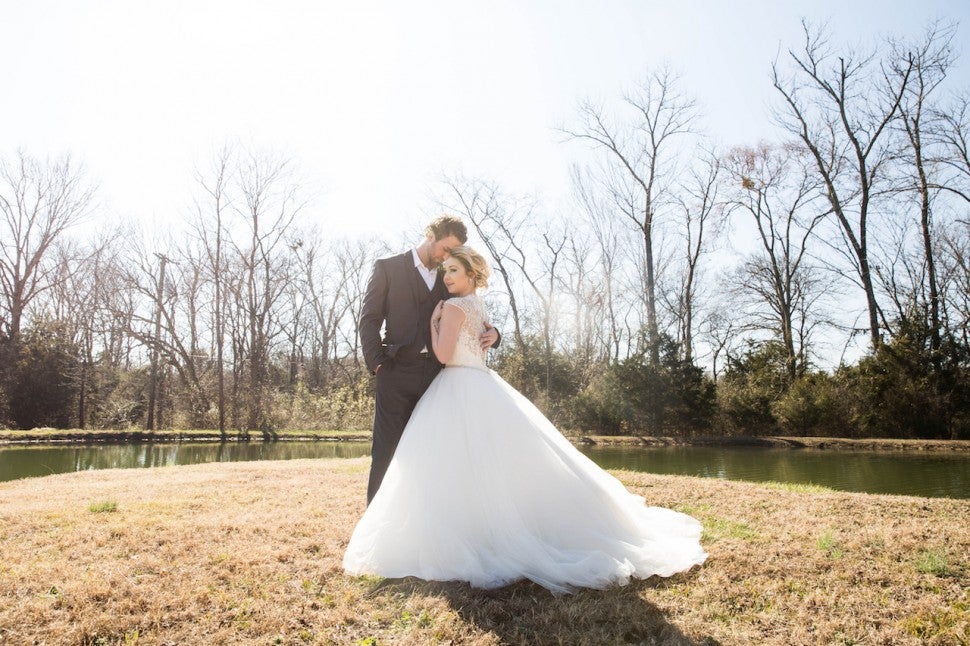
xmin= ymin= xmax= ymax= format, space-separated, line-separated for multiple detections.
xmin=430 ymin=301 xmax=466 ymax=364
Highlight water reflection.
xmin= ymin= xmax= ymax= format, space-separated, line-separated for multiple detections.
xmin=579 ymin=445 xmax=970 ymax=499
xmin=0 ymin=441 xmax=372 ymax=483
xmin=1 ymin=441 xmax=968 ymax=499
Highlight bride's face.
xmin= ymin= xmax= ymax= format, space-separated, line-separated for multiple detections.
xmin=442 ymin=258 xmax=475 ymax=296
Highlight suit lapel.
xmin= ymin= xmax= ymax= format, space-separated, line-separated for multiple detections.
xmin=401 ymin=251 xmax=432 ymax=303
xmin=415 ymin=269 xmax=432 ymax=302
xmin=432 ymin=269 xmax=446 ymax=299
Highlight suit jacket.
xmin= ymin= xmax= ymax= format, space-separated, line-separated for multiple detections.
xmin=359 ymin=251 xmax=448 ymax=373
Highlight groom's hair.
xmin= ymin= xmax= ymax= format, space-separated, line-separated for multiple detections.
xmin=426 ymin=215 xmax=468 ymax=244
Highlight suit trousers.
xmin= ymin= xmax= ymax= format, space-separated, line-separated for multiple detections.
xmin=367 ymin=354 xmax=442 ymax=503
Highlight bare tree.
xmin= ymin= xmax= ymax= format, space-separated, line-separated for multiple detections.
xmin=562 ymin=66 xmax=698 ymax=364
xmin=891 ymin=22 xmax=957 ymax=358
xmin=504 ymin=221 xmax=568 ymax=400
xmin=284 ymin=231 xmax=360 ymax=391
xmin=114 ymin=244 xmax=171 ymax=430
xmin=441 ymin=176 xmax=529 ymax=350
xmin=871 ymin=216 xmax=931 ymax=330
xmin=559 ymin=229 xmax=602 ymax=372
xmin=223 ymin=256 xmax=248 ymax=429
xmin=320 ymin=237 xmax=380 ymax=380
xmin=935 ymin=93 xmax=970 ymax=205
xmin=724 ymin=143 xmax=831 ymax=380
xmin=297 ymin=233 xmax=341 ymax=388
xmin=46 ymin=233 xmax=126 ymax=428
xmin=441 ymin=175 xmax=575 ymax=397
xmin=281 ymin=267 xmax=310 ymax=387
xmin=233 ymin=150 xmax=305 ymax=434
xmin=571 ymin=164 xmax=631 ymax=362
xmin=163 ymin=246 xmax=216 ymax=427
xmin=697 ymin=307 xmax=742 ymax=383
xmin=530 ymin=228 xmax=567 ymax=397
xmin=95 ymin=236 xmax=139 ymax=373
xmin=146 ymin=252 xmax=167 ymax=430
xmin=0 ymin=151 xmax=96 ymax=341
xmin=933 ymin=91 xmax=970 ymax=348
xmin=192 ymin=146 xmax=233 ymax=434
xmin=669 ymin=149 xmax=724 ymax=363
xmin=772 ymin=21 xmax=914 ymax=350
xmin=939 ymin=221 xmax=970 ymax=348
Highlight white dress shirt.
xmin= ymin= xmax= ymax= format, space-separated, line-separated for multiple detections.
xmin=411 ymin=248 xmax=437 ymax=354
xmin=412 ymin=248 xmax=437 ymax=290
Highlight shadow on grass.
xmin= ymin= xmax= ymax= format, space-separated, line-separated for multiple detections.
xmin=367 ymin=571 xmax=716 ymax=645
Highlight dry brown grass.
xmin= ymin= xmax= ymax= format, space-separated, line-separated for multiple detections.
xmin=0 ymin=459 xmax=967 ymax=645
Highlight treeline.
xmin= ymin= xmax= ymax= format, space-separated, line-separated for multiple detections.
xmin=1 ymin=22 xmax=968 ymax=439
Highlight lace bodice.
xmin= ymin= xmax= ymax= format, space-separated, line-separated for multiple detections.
xmin=442 ymin=294 xmax=488 ymax=369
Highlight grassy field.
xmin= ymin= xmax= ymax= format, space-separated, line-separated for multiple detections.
xmin=0 ymin=459 xmax=967 ymax=644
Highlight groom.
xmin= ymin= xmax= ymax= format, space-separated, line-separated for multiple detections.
xmin=359 ymin=215 xmax=499 ymax=503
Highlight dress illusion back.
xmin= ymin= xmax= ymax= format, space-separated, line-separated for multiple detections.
xmin=343 ymin=294 xmax=706 ymax=594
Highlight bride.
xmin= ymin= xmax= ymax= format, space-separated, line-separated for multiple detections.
xmin=343 ymin=246 xmax=706 ymax=594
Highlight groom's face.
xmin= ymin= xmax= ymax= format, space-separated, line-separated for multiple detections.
xmin=429 ymin=234 xmax=462 ymax=265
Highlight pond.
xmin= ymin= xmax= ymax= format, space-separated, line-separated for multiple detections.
xmin=1 ymin=441 xmax=968 ymax=499
xmin=582 ymin=445 xmax=970 ymax=499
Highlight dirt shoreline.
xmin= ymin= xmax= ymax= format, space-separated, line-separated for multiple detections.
xmin=577 ymin=434 xmax=970 ymax=452
xmin=0 ymin=429 xmax=372 ymax=445
xmin=2 ymin=428 xmax=969 ymax=452
xmin=0 ymin=458 xmax=966 ymax=644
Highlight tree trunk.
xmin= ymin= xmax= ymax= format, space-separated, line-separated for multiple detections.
xmin=643 ymin=210 xmax=660 ymax=365
xmin=146 ymin=254 xmax=167 ymax=431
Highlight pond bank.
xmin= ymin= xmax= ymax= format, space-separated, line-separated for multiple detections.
xmin=3 ymin=428 xmax=968 ymax=453
xmin=578 ymin=434 xmax=970 ymax=452
xmin=0 ymin=459 xmax=966 ymax=644
xmin=0 ymin=428 xmax=370 ymax=445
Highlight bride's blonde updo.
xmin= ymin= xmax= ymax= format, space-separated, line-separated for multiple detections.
xmin=447 ymin=246 xmax=491 ymax=289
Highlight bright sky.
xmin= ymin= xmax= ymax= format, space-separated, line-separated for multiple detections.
xmin=3 ymin=0 xmax=968 ymax=239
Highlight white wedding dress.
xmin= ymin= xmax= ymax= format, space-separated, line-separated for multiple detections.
xmin=343 ymin=294 xmax=706 ymax=594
